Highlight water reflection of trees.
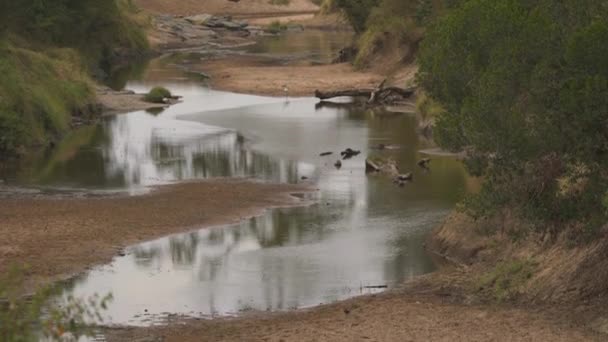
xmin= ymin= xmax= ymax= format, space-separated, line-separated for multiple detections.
xmin=170 ymin=233 xmax=199 ymax=266
xmin=132 ymin=246 xmax=162 ymax=268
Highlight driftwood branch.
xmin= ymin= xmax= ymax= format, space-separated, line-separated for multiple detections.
xmin=314 ymin=79 xmax=415 ymax=105
xmin=368 ymin=78 xmax=387 ymax=104
xmin=314 ymin=89 xmax=376 ymax=100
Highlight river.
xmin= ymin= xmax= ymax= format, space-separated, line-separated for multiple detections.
xmin=2 ymin=31 xmax=474 ymax=327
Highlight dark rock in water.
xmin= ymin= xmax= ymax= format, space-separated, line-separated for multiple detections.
xmin=118 ymin=251 xmax=126 ymax=257
xmin=320 ymin=152 xmax=333 ymax=157
xmin=301 ymin=176 xmax=309 ymax=180
xmin=334 ymin=160 xmax=342 ymax=169
xmin=341 ymin=148 xmax=361 ymax=159
xmin=417 ymin=158 xmax=431 ymax=168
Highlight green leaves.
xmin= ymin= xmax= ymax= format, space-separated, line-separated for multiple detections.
xmin=0 ymin=265 xmax=112 ymax=341
xmin=418 ymin=0 xmax=608 ymax=233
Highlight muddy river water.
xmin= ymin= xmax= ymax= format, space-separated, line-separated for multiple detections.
xmin=2 ymin=31 xmax=474 ymax=326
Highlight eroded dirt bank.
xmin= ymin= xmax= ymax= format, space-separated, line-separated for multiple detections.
xmin=0 ymin=180 xmax=310 ymax=291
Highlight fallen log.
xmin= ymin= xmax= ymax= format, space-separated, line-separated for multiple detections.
xmin=314 ymin=80 xmax=415 ymax=105
xmin=314 ymin=88 xmax=376 ymax=100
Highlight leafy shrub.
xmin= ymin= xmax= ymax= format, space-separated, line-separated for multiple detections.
xmin=0 ymin=0 xmax=149 ymax=156
xmin=0 ymin=43 xmax=94 ymax=156
xmin=418 ymin=0 xmax=608 ymax=234
xmin=0 ymin=265 xmax=112 ymax=341
xmin=416 ymin=92 xmax=443 ymax=121
xmin=144 ymin=87 xmax=172 ymax=103
xmin=3 ymin=0 xmax=148 ymax=68
xmin=334 ymin=0 xmax=380 ymax=33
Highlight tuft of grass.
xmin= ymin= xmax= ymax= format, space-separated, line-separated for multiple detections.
xmin=144 ymin=87 xmax=172 ymax=103
xmin=476 ymin=259 xmax=536 ymax=301
xmin=269 ymin=0 xmax=291 ymax=5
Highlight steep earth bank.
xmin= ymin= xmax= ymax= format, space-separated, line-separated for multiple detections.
xmin=427 ymin=212 xmax=608 ymax=334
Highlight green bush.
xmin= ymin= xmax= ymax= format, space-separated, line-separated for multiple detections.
xmin=144 ymin=87 xmax=172 ymax=103
xmin=334 ymin=0 xmax=380 ymax=33
xmin=334 ymin=0 xmax=439 ymax=67
xmin=418 ymin=0 xmax=608 ymax=233
xmin=0 ymin=265 xmax=112 ymax=341
xmin=416 ymin=92 xmax=443 ymax=121
xmin=0 ymin=0 xmax=149 ymax=157
xmin=0 ymin=43 xmax=94 ymax=155
xmin=3 ymin=0 xmax=148 ymax=68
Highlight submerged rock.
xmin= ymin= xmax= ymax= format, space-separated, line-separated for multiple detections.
xmin=341 ymin=148 xmax=361 ymax=160
xmin=418 ymin=158 xmax=431 ymax=169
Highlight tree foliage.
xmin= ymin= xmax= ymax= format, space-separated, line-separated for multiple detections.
xmin=0 ymin=0 xmax=148 ymax=156
xmin=4 ymin=0 xmax=148 ymax=65
xmin=418 ymin=0 xmax=608 ymax=233
xmin=0 ymin=265 xmax=112 ymax=341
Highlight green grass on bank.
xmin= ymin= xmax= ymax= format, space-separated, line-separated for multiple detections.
xmin=0 ymin=41 xmax=94 ymax=154
xmin=477 ymin=259 xmax=536 ymax=301
xmin=0 ymin=0 xmax=149 ymax=157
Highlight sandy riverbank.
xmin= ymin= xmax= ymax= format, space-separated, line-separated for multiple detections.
xmin=0 ymin=179 xmax=311 ymax=291
xmin=105 ymin=272 xmax=601 ymax=341
xmin=96 ymin=86 xmax=174 ymax=115
xmin=194 ymin=56 xmax=384 ymax=97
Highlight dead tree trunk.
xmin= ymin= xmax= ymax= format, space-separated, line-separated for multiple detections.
xmin=314 ymin=89 xmax=376 ymax=100
xmin=314 ymin=80 xmax=415 ymax=105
